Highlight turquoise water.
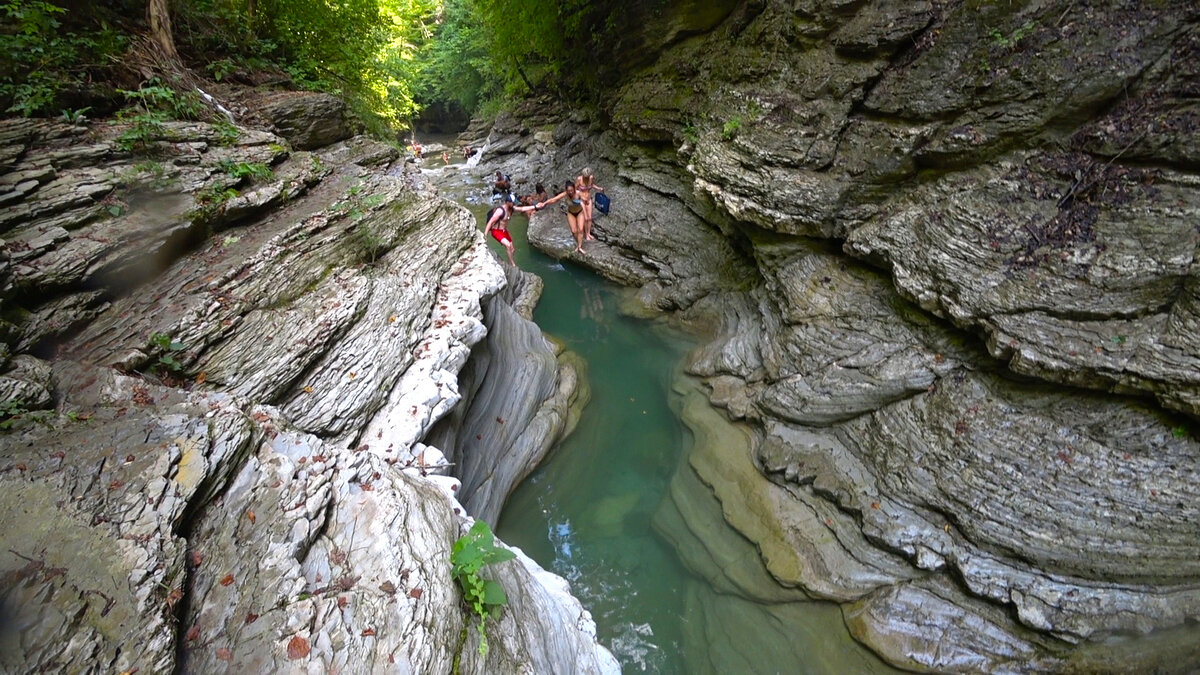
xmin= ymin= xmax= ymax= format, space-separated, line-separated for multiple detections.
xmin=492 ymin=211 xmax=693 ymax=671
xmin=438 ymin=171 xmax=895 ymax=673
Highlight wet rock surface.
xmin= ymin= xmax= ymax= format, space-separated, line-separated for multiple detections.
xmin=0 ymin=113 xmax=616 ymax=671
xmin=468 ymin=0 xmax=1200 ymax=671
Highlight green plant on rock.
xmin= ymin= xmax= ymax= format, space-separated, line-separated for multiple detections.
xmin=722 ymin=116 xmax=742 ymax=141
xmin=990 ymin=20 xmax=1036 ymax=49
xmin=218 ymin=158 xmax=273 ymax=182
xmin=681 ymin=119 xmax=698 ymax=144
xmin=0 ymin=399 xmax=51 ymax=431
xmin=213 ymin=120 xmax=241 ymax=146
xmin=115 ymin=80 xmax=205 ymax=153
xmin=147 ymin=332 xmax=186 ymax=375
xmin=450 ymin=519 xmax=515 ymax=657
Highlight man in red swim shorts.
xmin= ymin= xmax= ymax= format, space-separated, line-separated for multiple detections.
xmin=484 ymin=196 xmax=536 ymax=266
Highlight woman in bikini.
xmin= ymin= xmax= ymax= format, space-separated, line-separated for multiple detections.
xmin=574 ymin=167 xmax=603 ymax=243
xmin=484 ymin=196 xmax=536 ymax=266
xmin=537 ymin=180 xmax=587 ymax=255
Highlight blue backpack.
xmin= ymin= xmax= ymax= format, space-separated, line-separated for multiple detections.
xmin=594 ymin=192 xmax=610 ymax=215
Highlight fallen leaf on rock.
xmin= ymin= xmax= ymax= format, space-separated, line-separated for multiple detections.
xmin=303 ymin=386 xmax=314 ymax=394
xmin=166 ymin=587 xmax=183 ymax=609
xmin=195 ymin=372 xmax=207 ymax=385
xmin=252 ymin=411 xmax=271 ymax=423
xmin=379 ymin=581 xmax=397 ymax=595
xmin=190 ymin=551 xmax=203 ymax=567
xmin=186 ymin=625 xmax=200 ymax=642
xmin=361 ymin=628 xmax=376 ymax=637
xmin=247 ymin=510 xmax=256 ymax=524
xmin=870 ymin=502 xmax=881 ymax=510
xmin=219 ymin=573 xmax=235 ymax=587
xmin=337 ymin=596 xmax=348 ymax=609
xmin=216 ymin=648 xmax=232 ymax=661
xmin=409 ymin=588 xmax=423 ymax=599
xmin=245 ymin=612 xmax=259 ymax=624
xmin=287 ymin=636 xmax=310 ymax=659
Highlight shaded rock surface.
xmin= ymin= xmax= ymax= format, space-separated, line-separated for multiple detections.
xmin=0 ymin=112 xmax=616 ymax=672
xmin=259 ymin=92 xmax=354 ymax=151
xmin=468 ymin=0 xmax=1200 ymax=671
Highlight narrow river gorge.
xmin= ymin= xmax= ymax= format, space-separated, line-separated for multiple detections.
xmin=2 ymin=2 xmax=1199 ymax=673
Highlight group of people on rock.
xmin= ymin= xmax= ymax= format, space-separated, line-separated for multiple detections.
xmin=484 ymin=167 xmax=604 ymax=266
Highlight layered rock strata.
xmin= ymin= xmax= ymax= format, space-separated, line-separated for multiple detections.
xmin=471 ymin=0 xmax=1200 ymax=671
xmin=0 ymin=112 xmax=616 ymax=672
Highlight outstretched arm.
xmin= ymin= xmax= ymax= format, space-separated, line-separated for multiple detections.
xmin=512 ymin=203 xmax=538 ymax=214
xmin=537 ymin=190 xmax=568 ymax=208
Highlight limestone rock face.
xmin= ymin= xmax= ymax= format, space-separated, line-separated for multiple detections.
xmin=260 ymin=92 xmax=354 ymax=150
xmin=0 ymin=114 xmax=615 ymax=671
xmin=472 ymin=0 xmax=1200 ymax=670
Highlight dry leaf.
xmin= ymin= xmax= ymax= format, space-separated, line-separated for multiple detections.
xmin=216 ymin=648 xmax=232 ymax=661
xmin=195 ymin=372 xmax=208 ymax=384
xmin=287 ymin=635 xmax=311 ymax=659
xmin=409 ymin=588 xmax=423 ymax=599
xmin=303 ymin=386 xmax=314 ymax=394
xmin=245 ymin=612 xmax=259 ymax=624
xmin=219 ymin=573 xmax=235 ymax=587
xmin=186 ymin=625 xmax=200 ymax=642
xmin=361 ymin=628 xmax=376 ymax=637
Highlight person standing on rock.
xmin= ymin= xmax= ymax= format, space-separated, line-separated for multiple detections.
xmin=492 ymin=170 xmax=511 ymax=198
xmin=536 ymin=180 xmax=587 ymax=255
xmin=574 ymin=167 xmax=603 ymax=243
xmin=485 ymin=195 xmax=536 ymax=266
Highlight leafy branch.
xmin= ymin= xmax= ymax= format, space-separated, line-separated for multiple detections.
xmin=450 ymin=520 xmax=515 ymax=657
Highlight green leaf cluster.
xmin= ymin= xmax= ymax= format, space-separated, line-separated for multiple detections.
xmin=450 ymin=519 xmax=515 ymax=657
xmin=219 ymin=159 xmax=273 ymax=181
xmin=148 ymin=331 xmax=186 ymax=375
xmin=0 ymin=0 xmax=127 ymax=116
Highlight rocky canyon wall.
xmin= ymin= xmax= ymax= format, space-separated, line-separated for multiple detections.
xmin=469 ymin=0 xmax=1200 ymax=671
xmin=0 ymin=100 xmax=616 ymax=671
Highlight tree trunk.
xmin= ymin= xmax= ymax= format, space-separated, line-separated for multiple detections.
xmin=512 ymin=56 xmax=536 ymax=94
xmin=147 ymin=0 xmax=179 ymax=61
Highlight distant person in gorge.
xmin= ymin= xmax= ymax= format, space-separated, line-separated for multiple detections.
xmin=492 ymin=170 xmax=511 ymax=197
xmin=441 ymin=151 xmax=450 ymax=164
xmin=412 ymin=141 xmax=423 ymax=159
xmin=485 ymin=195 xmax=537 ymax=266
xmin=536 ymin=180 xmax=587 ymax=255
xmin=518 ymin=183 xmax=547 ymax=207
xmin=575 ymin=167 xmax=603 ymax=243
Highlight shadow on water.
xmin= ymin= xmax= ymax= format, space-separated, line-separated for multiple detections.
xmin=435 ymin=167 xmax=896 ymax=673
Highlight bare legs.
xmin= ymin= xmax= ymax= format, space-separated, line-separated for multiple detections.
xmin=502 ymin=239 xmax=516 ymax=265
xmin=581 ymin=198 xmax=595 ymax=241
xmin=567 ymin=212 xmax=586 ymax=254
